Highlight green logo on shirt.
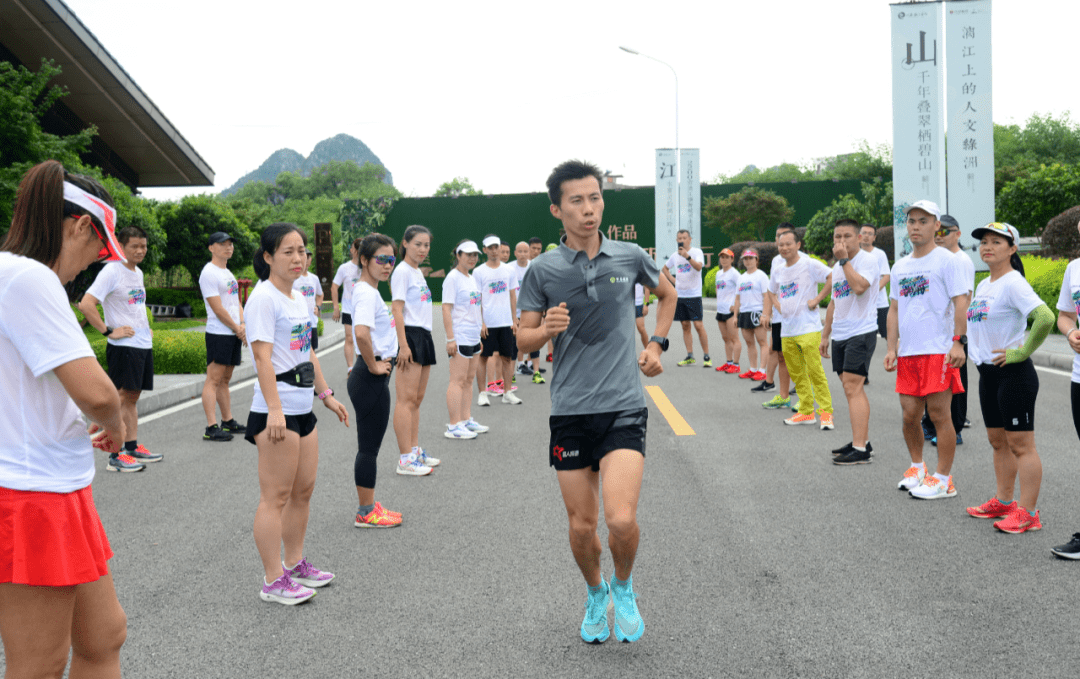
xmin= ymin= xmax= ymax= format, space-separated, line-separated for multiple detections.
xmin=610 ymin=276 xmax=629 ymax=284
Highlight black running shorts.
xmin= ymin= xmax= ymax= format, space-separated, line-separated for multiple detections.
xmin=549 ymin=407 xmax=648 ymax=472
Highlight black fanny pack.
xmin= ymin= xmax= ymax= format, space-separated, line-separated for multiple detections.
xmin=276 ymin=361 xmax=315 ymax=388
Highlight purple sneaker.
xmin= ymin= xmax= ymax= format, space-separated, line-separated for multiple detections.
xmin=283 ymin=558 xmax=335 ymax=588
xmin=260 ymin=572 xmax=316 ymax=605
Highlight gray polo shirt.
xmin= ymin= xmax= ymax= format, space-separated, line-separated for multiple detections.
xmin=518 ymin=234 xmax=660 ymax=416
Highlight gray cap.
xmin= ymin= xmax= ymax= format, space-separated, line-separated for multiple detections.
xmin=208 ymin=231 xmax=235 ymax=245
xmin=938 ymin=214 xmax=960 ymax=229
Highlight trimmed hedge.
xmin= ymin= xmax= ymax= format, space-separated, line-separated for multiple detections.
xmin=90 ymin=330 xmax=208 ymax=374
xmin=145 ymin=288 xmax=207 ymax=319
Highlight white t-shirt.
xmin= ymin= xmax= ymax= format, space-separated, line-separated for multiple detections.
xmin=333 ymin=261 xmax=361 ymax=312
xmin=868 ymin=247 xmax=891 ymax=308
xmin=967 ymin=270 xmax=1044 ymax=366
xmin=293 ymin=272 xmax=323 ymax=327
xmin=666 ymin=248 xmax=704 ymax=298
xmin=85 ymin=261 xmax=152 ymax=349
xmin=830 ymin=250 xmax=881 ymax=342
xmin=769 ymin=257 xmax=832 ymax=338
xmin=890 ymin=247 xmax=968 ymax=357
xmin=199 ymin=262 xmax=241 ymax=336
xmin=635 ymin=283 xmax=645 ymax=306
xmin=735 ymin=270 xmax=770 ymax=313
xmin=442 ymin=268 xmax=483 ymax=346
xmin=245 ymin=283 xmax=314 ymax=416
xmin=390 ymin=263 xmax=433 ymax=331
xmin=352 ymin=281 xmax=398 ymax=359
xmin=1056 ymin=259 xmax=1080 ymax=382
xmin=0 ymin=253 xmax=96 ymax=493
xmin=715 ymin=267 xmax=740 ymax=314
xmin=512 ymin=261 xmax=530 ymax=318
xmin=473 ymin=262 xmax=519 ymax=328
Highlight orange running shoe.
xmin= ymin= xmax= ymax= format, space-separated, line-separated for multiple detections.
xmin=966 ymin=497 xmax=1013 ymax=519
xmin=994 ymin=505 xmax=1042 ymax=534
xmin=738 ymin=370 xmax=756 ymax=379
xmin=819 ymin=413 xmax=834 ymax=430
xmin=355 ymin=506 xmax=402 ymax=528
xmin=784 ymin=413 xmax=817 ymax=426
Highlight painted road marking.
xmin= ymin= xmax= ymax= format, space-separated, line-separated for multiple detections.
xmin=645 ymin=385 xmax=695 ymax=436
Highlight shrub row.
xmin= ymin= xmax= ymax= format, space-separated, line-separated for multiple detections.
xmin=144 ymin=288 xmax=207 ymax=319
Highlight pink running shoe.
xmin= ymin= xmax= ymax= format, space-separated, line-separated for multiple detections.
xmin=260 ymin=572 xmax=316 ymax=605
xmin=994 ymin=505 xmax=1042 ymax=534
xmin=284 ymin=558 xmax=335 ymax=588
xmin=966 ymin=497 xmax=1014 ymax=519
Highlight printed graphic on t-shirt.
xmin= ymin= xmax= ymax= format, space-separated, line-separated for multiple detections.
xmin=967 ymin=299 xmax=988 ymax=323
xmin=290 ymin=322 xmax=313 ymax=351
xmin=738 ymin=281 xmax=754 ymax=293
xmin=832 ymin=280 xmax=851 ymax=300
xmin=1073 ymin=289 xmax=1080 ymax=316
xmin=468 ymin=291 xmax=481 ymax=306
xmin=127 ymin=288 xmax=146 ymax=305
xmin=899 ymin=275 xmax=929 ymax=298
xmin=487 ymin=280 xmax=508 ymax=295
xmin=677 ymin=262 xmax=692 ymax=274
xmin=717 ymin=280 xmax=730 ymax=290
xmin=420 ymin=285 xmax=432 ymax=303
xmin=779 ymin=282 xmax=798 ymax=299
xmin=299 ymin=285 xmax=315 ymax=298
xmin=226 ymin=280 xmax=239 ymax=296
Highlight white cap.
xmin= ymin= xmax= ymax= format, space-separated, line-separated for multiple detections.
xmin=904 ymin=200 xmax=941 ymax=220
xmin=482 ymin=235 xmax=501 ymax=248
xmin=456 ymin=240 xmax=480 ymax=254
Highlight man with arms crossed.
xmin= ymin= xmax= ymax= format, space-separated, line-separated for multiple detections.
xmin=518 ymin=160 xmax=675 ymax=644
xmin=821 ymin=220 xmax=880 ymax=465
xmin=885 ymin=201 xmax=968 ymax=499
xmin=662 ymin=229 xmax=710 ymax=367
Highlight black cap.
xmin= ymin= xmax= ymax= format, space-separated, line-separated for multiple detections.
xmin=939 ymin=215 xmax=959 ymax=229
xmin=208 ymin=232 xmax=234 ymax=245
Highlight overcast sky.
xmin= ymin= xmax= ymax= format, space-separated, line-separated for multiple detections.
xmin=63 ymin=0 xmax=1080 ymax=201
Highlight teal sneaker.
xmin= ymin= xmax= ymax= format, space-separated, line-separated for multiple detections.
xmin=580 ymin=578 xmax=610 ymax=644
xmin=610 ymin=575 xmax=644 ymax=642
xmin=762 ymin=395 xmax=791 ymax=410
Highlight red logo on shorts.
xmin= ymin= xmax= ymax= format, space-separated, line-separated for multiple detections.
xmin=553 ymin=445 xmax=564 ymax=461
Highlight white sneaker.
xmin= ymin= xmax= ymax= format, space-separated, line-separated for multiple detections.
xmin=416 ymin=448 xmax=441 ymax=467
xmin=502 ymin=392 xmax=522 ymax=405
xmin=444 ymin=423 xmax=478 ymax=440
xmin=396 ymin=457 xmax=433 ymax=476
xmin=897 ymin=466 xmax=925 ymax=491
xmin=464 ymin=418 xmax=489 ymax=433
xmin=478 ymin=391 xmax=490 ymax=407
xmin=909 ymin=475 xmax=956 ymax=500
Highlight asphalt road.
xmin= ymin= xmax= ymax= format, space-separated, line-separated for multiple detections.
xmin=12 ymin=319 xmax=1080 ymax=678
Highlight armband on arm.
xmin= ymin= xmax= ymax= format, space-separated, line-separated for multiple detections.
xmin=1005 ymin=303 xmax=1055 ymax=364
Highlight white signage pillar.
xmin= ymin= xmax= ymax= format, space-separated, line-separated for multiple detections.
xmin=655 ymin=149 xmax=678 ymax=263
xmin=679 ymin=149 xmax=701 ymax=248
xmin=891 ymin=2 xmax=946 ymax=260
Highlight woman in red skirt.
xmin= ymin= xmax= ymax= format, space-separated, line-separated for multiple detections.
xmin=0 ymin=160 xmax=129 ymax=677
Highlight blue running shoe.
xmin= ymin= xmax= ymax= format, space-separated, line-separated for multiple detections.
xmin=580 ymin=578 xmax=610 ymax=644
xmin=610 ymin=574 xmax=644 ymax=642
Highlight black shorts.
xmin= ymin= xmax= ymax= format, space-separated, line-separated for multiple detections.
xmin=310 ymin=329 xmax=319 ymax=351
xmin=457 ymin=341 xmax=482 ymax=358
xmin=405 ymin=326 xmax=437 ymax=366
xmin=529 ymin=350 xmax=540 ymax=359
xmin=737 ymin=311 xmax=761 ymax=329
xmin=105 ymin=345 xmax=154 ymax=392
xmin=674 ymin=297 xmax=703 ymax=322
xmin=549 ymin=407 xmax=648 ymax=472
xmin=635 ymin=304 xmax=644 ymax=319
xmin=877 ymin=307 xmax=888 ymax=339
xmin=341 ymin=312 xmax=353 ymax=326
xmin=715 ymin=311 xmax=734 ymax=322
xmin=481 ymin=326 xmax=517 ymax=357
xmin=205 ymin=332 xmax=242 ymax=366
xmin=771 ymin=322 xmax=783 ymax=352
xmin=831 ymin=331 xmax=877 ymax=377
xmin=244 ymin=410 xmax=318 ymax=445
xmin=977 ymin=360 xmax=1038 ymax=432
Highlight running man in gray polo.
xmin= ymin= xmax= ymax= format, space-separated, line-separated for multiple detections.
xmin=518 ymin=159 xmax=676 ymax=645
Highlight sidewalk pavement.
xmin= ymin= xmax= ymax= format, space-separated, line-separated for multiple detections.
xmin=697 ymin=297 xmax=1076 ymax=373
xmin=137 ymin=322 xmax=346 ymax=417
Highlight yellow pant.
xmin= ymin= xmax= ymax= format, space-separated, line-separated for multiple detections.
xmin=781 ymin=331 xmax=833 ymax=416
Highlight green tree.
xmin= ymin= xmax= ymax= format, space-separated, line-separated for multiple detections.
xmin=0 ymin=59 xmax=96 ymax=235
xmin=996 ymin=163 xmax=1080 ymax=237
xmin=994 ymin=113 xmax=1080 ymax=194
xmin=803 ymin=181 xmax=894 ymax=256
xmin=702 ymin=186 xmax=794 ymax=242
xmin=819 ymin=141 xmax=893 ymax=181
xmin=157 ymin=195 xmax=257 ymax=283
xmin=433 ymin=177 xmax=483 ymax=197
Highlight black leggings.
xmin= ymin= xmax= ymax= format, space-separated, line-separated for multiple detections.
xmin=1072 ymin=382 xmax=1080 ymax=442
xmin=347 ymin=362 xmax=391 ymax=489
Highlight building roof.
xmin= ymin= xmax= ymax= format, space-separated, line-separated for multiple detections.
xmin=0 ymin=0 xmax=214 ymax=188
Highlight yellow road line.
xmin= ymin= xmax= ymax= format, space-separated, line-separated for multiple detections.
xmin=645 ymin=385 xmax=695 ymax=436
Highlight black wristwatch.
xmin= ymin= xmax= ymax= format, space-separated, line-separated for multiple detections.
xmin=648 ymin=336 xmax=669 ymax=352
xmin=103 ymin=326 xmax=114 ymax=337
xmin=837 ymin=258 xmax=850 ymax=267
xmin=952 ymin=334 xmax=967 ymax=345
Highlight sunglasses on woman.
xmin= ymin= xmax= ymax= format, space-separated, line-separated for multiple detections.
xmin=374 ymin=254 xmax=396 ymax=266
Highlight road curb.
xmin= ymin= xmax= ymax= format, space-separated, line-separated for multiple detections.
xmin=136 ymin=326 xmax=346 ymax=417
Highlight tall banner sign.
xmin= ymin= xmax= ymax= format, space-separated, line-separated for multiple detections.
xmin=654 ymin=148 xmax=678 ymax=263
xmin=679 ymin=149 xmax=701 ymax=247
xmin=946 ymin=0 xmax=993 ymax=270
xmin=891 ymin=2 xmax=946 ymax=260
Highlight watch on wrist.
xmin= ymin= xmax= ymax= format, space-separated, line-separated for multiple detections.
xmin=837 ymin=258 xmax=850 ymax=267
xmin=952 ymin=334 xmax=967 ymax=345
xmin=648 ymin=336 xmax=669 ymax=352
xmin=103 ymin=326 xmax=114 ymax=337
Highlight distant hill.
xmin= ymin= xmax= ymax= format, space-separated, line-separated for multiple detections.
xmin=221 ymin=134 xmax=393 ymax=196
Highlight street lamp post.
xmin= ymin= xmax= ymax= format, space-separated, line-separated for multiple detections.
xmin=619 ymin=46 xmax=679 ymax=154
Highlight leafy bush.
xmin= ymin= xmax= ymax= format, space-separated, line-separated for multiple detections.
xmin=317 ymin=318 xmax=324 ymax=337
xmin=996 ymin=164 xmax=1080 ymax=237
xmin=803 ymin=181 xmax=894 ymax=257
xmin=703 ymin=187 xmax=794 ymax=243
xmin=1029 ymin=257 xmax=1070 ymax=312
xmin=703 ymin=266 xmax=719 ymax=298
xmin=158 ymin=195 xmax=257 ymax=284
xmin=92 ymin=330 xmax=209 ymax=374
xmin=1040 ymin=205 xmax=1080 ymax=259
